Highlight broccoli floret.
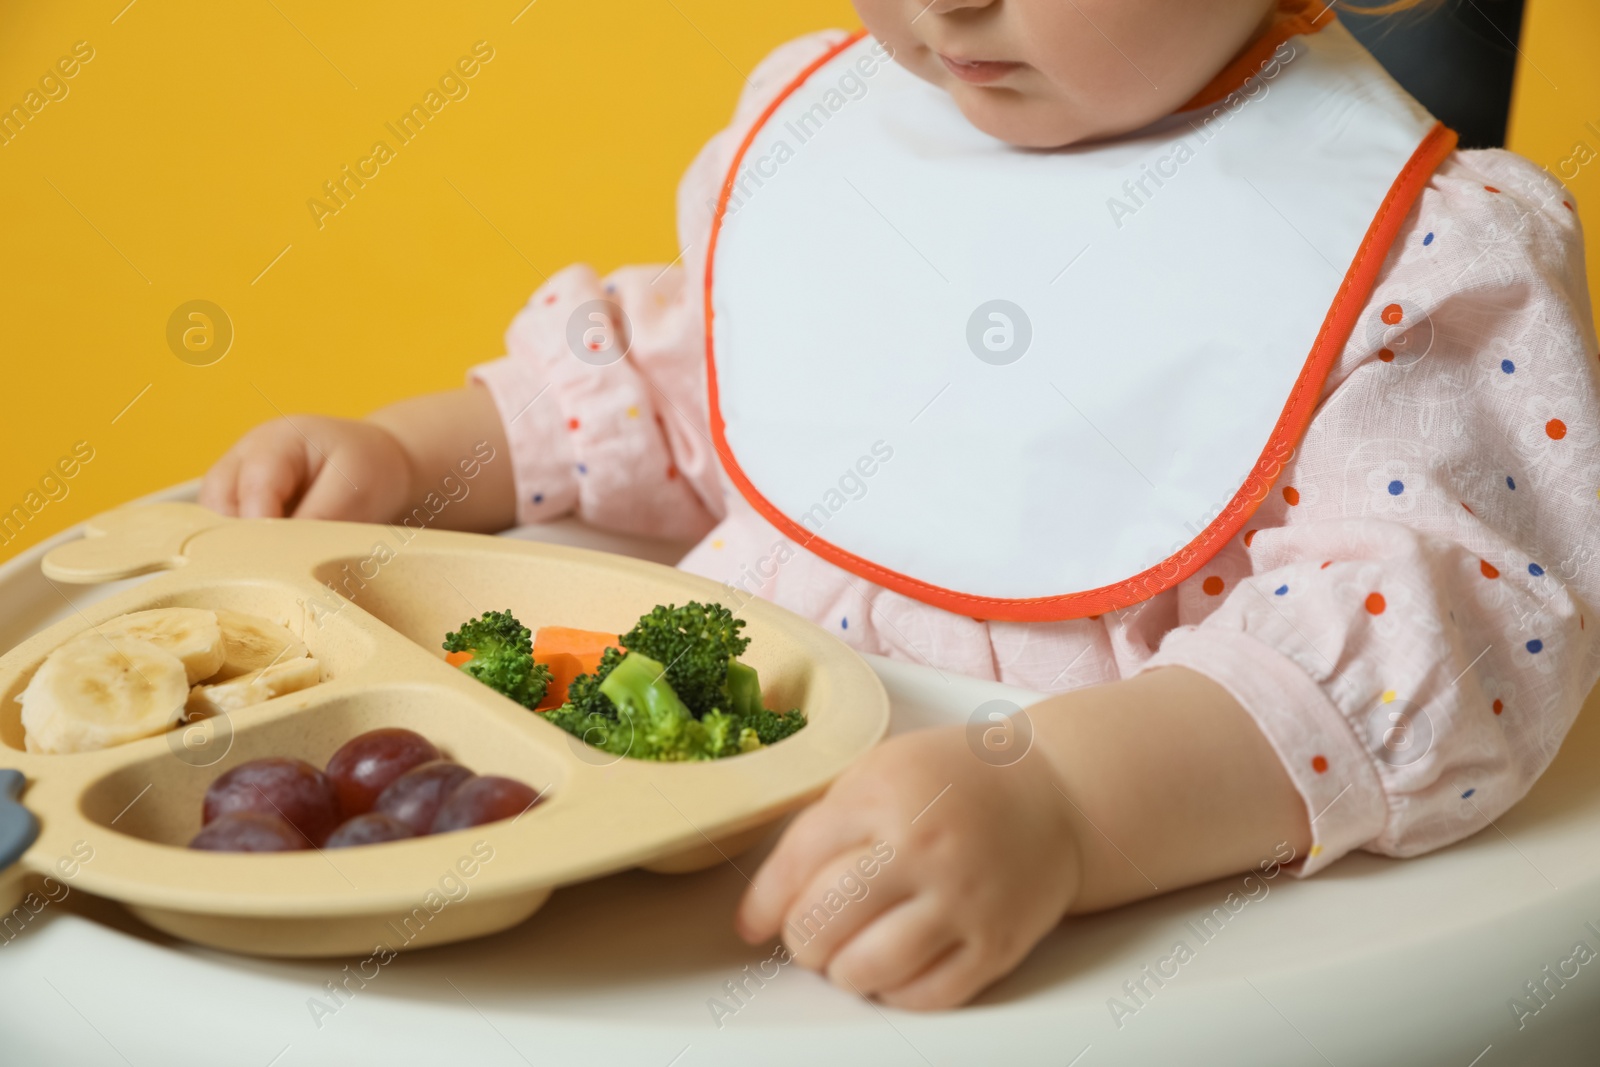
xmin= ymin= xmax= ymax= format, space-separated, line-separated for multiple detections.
xmin=722 ymin=659 xmax=806 ymax=744
xmin=724 ymin=659 xmax=763 ymax=718
xmin=621 ymin=602 xmax=750 ymax=717
xmin=592 ymin=651 xmax=740 ymax=760
xmin=563 ymin=645 xmax=626 ymax=719
xmin=443 ymin=610 xmax=552 ymax=710
xmin=540 ymin=604 xmax=807 ymax=760
xmin=741 ymin=707 xmax=808 ymax=745
xmin=539 ymin=702 xmax=628 ymax=755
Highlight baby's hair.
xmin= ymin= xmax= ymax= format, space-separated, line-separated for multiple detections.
xmin=1336 ymin=0 xmax=1440 ymax=14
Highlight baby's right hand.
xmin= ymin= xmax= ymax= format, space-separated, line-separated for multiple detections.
xmin=199 ymin=415 xmax=414 ymax=522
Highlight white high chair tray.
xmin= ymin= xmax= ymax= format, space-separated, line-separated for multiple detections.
xmin=2 ymin=483 xmax=1597 ymax=1066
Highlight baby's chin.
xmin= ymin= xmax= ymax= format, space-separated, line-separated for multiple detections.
xmin=942 ymin=85 xmax=1098 ymax=150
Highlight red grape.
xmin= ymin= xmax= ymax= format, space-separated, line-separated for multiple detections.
xmin=430 ymin=776 xmax=541 ymax=833
xmin=324 ymin=728 xmax=441 ymax=817
xmin=373 ymin=761 xmax=475 ymax=835
xmin=189 ymin=812 xmax=307 ymax=852
xmin=324 ymin=813 xmax=416 ymax=849
xmin=202 ymin=758 xmax=341 ymax=846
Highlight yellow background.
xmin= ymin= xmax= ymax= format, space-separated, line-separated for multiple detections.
xmin=0 ymin=0 xmax=1594 ymax=562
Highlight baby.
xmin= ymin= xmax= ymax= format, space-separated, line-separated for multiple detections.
xmin=201 ymin=0 xmax=1600 ymax=1009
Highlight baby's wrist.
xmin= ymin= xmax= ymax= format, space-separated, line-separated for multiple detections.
xmin=1015 ymin=710 xmax=1089 ymax=913
xmin=360 ymin=415 xmax=422 ymax=522
xmin=1043 ymin=762 xmax=1089 ymax=919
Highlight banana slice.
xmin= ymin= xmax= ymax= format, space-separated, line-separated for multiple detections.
xmin=211 ymin=610 xmax=308 ymax=681
xmin=19 ymin=634 xmax=190 ymax=754
xmin=96 ymin=608 xmax=225 ymax=684
xmin=186 ymin=657 xmax=322 ymax=718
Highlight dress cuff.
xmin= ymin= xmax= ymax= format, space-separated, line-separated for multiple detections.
xmin=468 ymin=355 xmax=577 ymax=525
xmin=1142 ymin=626 xmax=1389 ymax=876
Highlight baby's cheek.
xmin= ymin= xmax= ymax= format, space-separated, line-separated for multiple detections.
xmin=847 ymin=0 xmax=903 ymax=48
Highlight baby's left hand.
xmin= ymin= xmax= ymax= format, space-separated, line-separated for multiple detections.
xmin=735 ymin=723 xmax=1080 ymax=1010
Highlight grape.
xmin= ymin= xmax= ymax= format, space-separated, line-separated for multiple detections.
xmin=324 ymin=728 xmax=441 ymax=817
xmin=202 ymin=757 xmax=341 ymax=846
xmin=373 ymin=761 xmax=475 ymax=835
xmin=324 ymin=813 xmax=416 ymax=849
xmin=189 ymin=812 xmax=307 ymax=852
xmin=430 ymin=776 xmax=542 ymax=833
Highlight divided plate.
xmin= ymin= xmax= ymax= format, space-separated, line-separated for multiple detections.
xmin=0 ymin=503 xmax=889 ymax=956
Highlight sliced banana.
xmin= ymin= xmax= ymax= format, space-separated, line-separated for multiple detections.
xmin=19 ymin=634 xmax=190 ymax=754
xmin=186 ymin=657 xmax=322 ymax=717
xmin=96 ymin=608 xmax=225 ymax=684
xmin=211 ymin=610 xmax=308 ymax=681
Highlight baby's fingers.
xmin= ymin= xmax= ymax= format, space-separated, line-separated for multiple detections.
xmin=737 ymin=800 xmax=873 ymax=943
xmin=235 ymin=444 xmax=308 ymax=519
xmin=780 ymin=847 xmax=910 ymax=972
xmin=198 ymin=451 xmax=242 ymax=516
xmin=875 ymin=942 xmax=988 ymax=1012
xmin=291 ymin=459 xmax=366 ymax=520
xmin=825 ymin=896 xmax=959 ymax=999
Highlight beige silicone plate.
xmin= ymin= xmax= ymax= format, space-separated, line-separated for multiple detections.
xmin=0 ymin=503 xmax=888 ymax=957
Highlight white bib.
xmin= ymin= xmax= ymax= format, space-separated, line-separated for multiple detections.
xmin=705 ymin=22 xmax=1453 ymax=621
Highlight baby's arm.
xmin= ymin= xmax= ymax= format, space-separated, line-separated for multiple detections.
xmin=199 ymin=386 xmax=514 ymax=532
xmin=1031 ymin=667 xmax=1310 ymax=912
xmin=737 ymin=667 xmax=1308 ymax=1009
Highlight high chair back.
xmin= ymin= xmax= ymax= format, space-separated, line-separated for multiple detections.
xmin=1507 ymin=0 xmax=1600 ymax=327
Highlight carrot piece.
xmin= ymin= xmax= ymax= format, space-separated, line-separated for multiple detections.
xmin=445 ymin=650 xmax=475 ymax=668
xmin=535 ymin=652 xmax=585 ymax=711
xmin=535 ymin=626 xmax=619 ymax=658
xmin=533 ymin=626 xmax=621 ymax=710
